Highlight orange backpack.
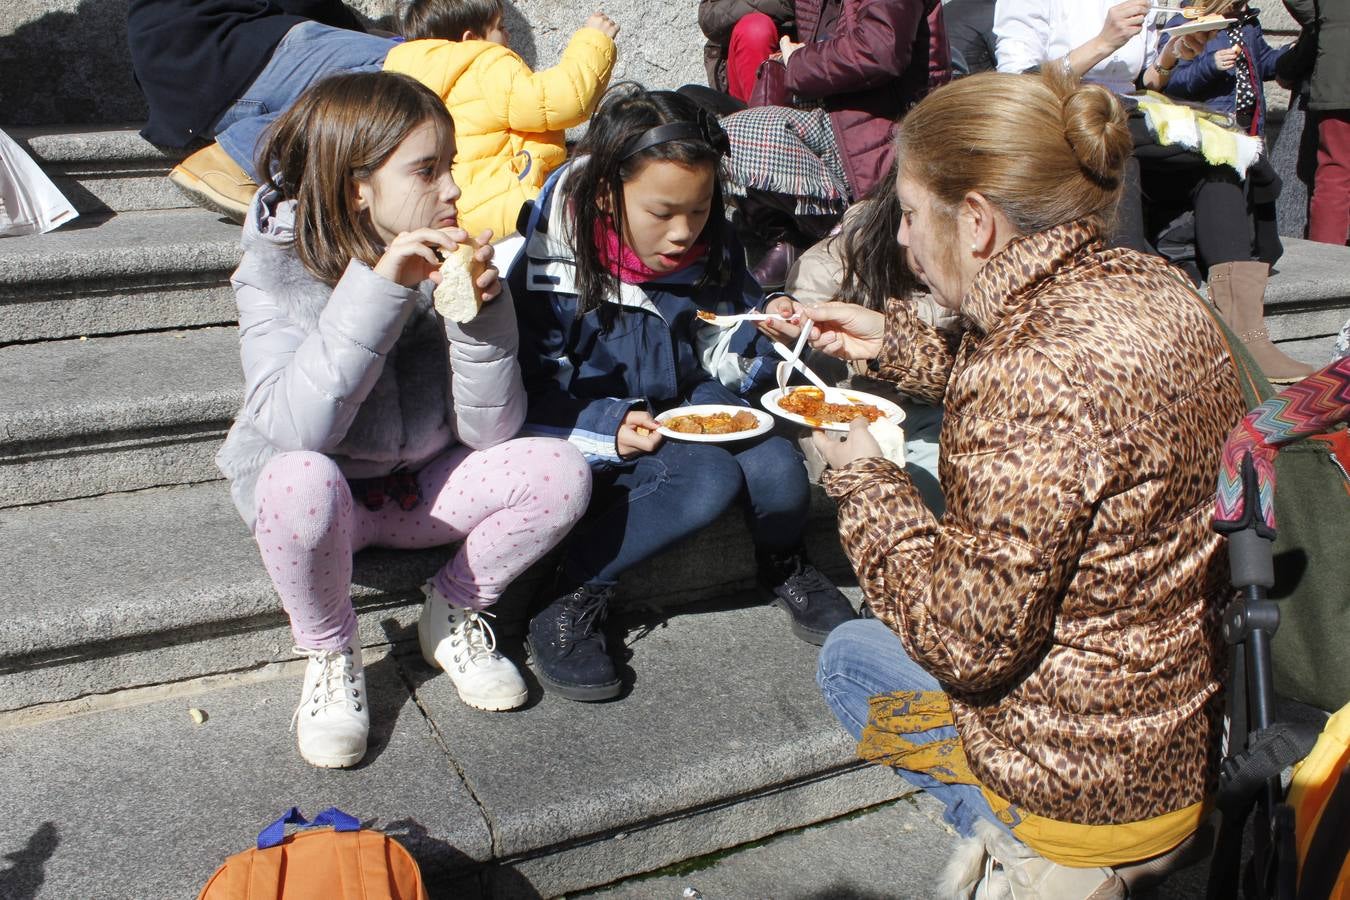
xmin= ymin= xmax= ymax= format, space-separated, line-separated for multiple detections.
xmin=198 ymin=807 xmax=428 ymax=900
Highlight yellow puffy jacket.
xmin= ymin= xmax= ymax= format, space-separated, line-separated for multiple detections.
xmin=384 ymin=29 xmax=616 ymax=240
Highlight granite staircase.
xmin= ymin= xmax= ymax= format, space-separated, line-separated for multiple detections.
xmin=0 ymin=105 xmax=909 ymax=900
xmin=2 ymin=1 xmax=1348 ymax=897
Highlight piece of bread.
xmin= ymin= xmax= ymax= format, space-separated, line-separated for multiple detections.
xmin=433 ymin=243 xmax=485 ymax=323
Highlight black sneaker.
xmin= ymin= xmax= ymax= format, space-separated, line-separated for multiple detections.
xmin=527 ymin=584 xmax=623 ymax=702
xmin=758 ymin=549 xmax=857 ymax=645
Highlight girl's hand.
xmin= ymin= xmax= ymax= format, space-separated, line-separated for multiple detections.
xmin=811 ymin=418 xmax=884 ymax=470
xmin=1097 ymin=0 xmax=1148 ymax=53
xmin=617 ymin=409 xmax=662 ymax=458
xmin=1214 ymin=46 xmax=1240 ymax=70
xmin=802 ymin=301 xmax=886 ymax=361
xmin=756 ymin=294 xmax=808 ymax=342
xmin=779 ymin=35 xmax=804 ymax=63
xmin=468 ymin=229 xmax=503 ymax=303
xmin=374 ymin=227 xmax=467 ymax=288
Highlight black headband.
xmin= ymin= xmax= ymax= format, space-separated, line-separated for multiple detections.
xmin=619 ymin=105 xmax=732 ymax=161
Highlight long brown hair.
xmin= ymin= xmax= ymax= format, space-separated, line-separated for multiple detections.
xmin=256 ymin=72 xmax=455 ymax=285
xmin=895 ymin=68 xmax=1132 ymax=238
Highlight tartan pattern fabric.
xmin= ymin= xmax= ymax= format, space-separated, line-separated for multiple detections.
xmin=719 ymin=105 xmax=851 ymax=215
xmin=1214 ymin=356 xmax=1350 ymax=532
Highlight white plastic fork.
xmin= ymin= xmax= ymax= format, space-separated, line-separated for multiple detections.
xmin=774 ymin=317 xmax=831 ymax=394
xmin=695 ymin=310 xmax=797 ymax=327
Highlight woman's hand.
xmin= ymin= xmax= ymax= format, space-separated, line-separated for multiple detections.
xmin=1213 ymin=46 xmax=1240 ymax=71
xmin=801 ymin=301 xmax=886 ymax=361
xmin=811 ymin=418 xmax=883 ymax=470
xmin=779 ymin=35 xmax=804 ymax=63
xmin=616 ymin=409 xmax=662 ymax=458
xmin=1097 ymin=0 xmax=1149 ymax=53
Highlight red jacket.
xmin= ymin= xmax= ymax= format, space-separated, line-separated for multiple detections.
xmin=784 ymin=0 xmax=949 ymax=198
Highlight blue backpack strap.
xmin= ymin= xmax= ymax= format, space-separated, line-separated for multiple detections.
xmin=257 ymin=807 xmax=308 ymax=849
xmin=256 ymin=807 xmax=360 ymax=849
xmin=311 ymin=807 xmax=361 ymax=833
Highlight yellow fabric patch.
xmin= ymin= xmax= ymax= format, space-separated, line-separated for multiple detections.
xmin=859 ymin=689 xmax=1207 ymax=867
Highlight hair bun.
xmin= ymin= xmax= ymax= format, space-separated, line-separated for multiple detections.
xmin=1059 ymin=82 xmax=1132 ymax=188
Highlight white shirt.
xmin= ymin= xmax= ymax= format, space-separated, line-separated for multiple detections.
xmin=993 ymin=0 xmax=1163 ymax=95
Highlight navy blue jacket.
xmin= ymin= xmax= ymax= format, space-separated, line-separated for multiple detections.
xmin=509 ymin=163 xmax=778 ymax=466
xmin=1163 ymin=9 xmax=1287 ymax=135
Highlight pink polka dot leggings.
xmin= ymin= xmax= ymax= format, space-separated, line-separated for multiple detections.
xmin=252 ymin=438 xmax=591 ymax=650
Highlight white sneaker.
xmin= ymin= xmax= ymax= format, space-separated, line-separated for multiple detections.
xmin=291 ymin=641 xmax=369 ymax=769
xmin=419 ymin=582 xmax=527 ymax=711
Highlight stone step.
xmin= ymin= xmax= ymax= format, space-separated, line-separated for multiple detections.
xmin=6 ymin=239 xmax=1350 ymax=510
xmin=0 ymin=478 xmax=850 ymax=713
xmin=0 ymin=597 xmax=902 ymax=898
xmin=8 ymin=124 xmax=188 ymax=215
xmin=0 ymin=207 xmax=241 ymax=344
xmin=0 ymin=326 xmax=241 ymax=508
xmin=1264 ymin=238 xmax=1350 ymax=365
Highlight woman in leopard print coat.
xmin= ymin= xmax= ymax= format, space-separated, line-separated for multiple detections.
xmin=769 ymin=69 xmax=1247 ymax=897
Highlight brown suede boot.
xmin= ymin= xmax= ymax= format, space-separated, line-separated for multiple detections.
xmin=1209 ymin=261 xmax=1317 ymax=384
xmin=168 ymin=142 xmax=257 ymax=224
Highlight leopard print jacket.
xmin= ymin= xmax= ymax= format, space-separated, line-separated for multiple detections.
xmin=823 ymin=219 xmax=1246 ymax=825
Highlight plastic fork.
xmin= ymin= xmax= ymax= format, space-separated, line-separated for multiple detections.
xmin=774 ymin=317 xmax=835 ymax=395
xmin=695 ymin=310 xmax=797 ymax=327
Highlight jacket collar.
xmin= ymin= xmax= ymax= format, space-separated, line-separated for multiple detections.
xmin=960 ymin=219 xmax=1101 ymax=335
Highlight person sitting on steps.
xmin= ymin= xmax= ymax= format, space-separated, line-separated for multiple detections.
xmin=763 ymin=68 xmax=1246 ymax=898
xmin=510 ymin=85 xmax=857 ymax=703
xmin=214 ymin=72 xmax=591 ymax=768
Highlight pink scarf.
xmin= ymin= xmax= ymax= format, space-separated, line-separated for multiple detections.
xmin=595 ymin=218 xmax=707 ymax=284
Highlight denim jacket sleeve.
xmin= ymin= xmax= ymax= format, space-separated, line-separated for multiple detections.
xmin=515 ymin=288 xmax=640 ymax=465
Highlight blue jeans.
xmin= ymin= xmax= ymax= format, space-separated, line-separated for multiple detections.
xmin=564 ymin=433 xmax=810 ymax=587
xmin=213 ymin=21 xmax=394 ymax=179
xmin=817 ymin=619 xmax=1013 ymax=839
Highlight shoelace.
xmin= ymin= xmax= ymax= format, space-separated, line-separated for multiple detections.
xmin=564 ymin=589 xmax=609 ymax=647
xmin=290 ymin=645 xmax=358 ymax=730
xmin=451 ymin=609 xmax=500 ymax=672
xmin=779 ymin=559 xmax=832 ymax=602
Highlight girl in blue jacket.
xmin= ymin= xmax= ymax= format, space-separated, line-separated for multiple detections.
xmin=1162 ymin=1 xmax=1288 ymax=138
xmin=510 ymin=86 xmax=856 ymax=702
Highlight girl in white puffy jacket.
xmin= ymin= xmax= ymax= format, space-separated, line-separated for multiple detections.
xmin=214 ymin=71 xmax=590 ymax=769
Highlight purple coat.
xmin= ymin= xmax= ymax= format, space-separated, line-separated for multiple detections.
xmin=783 ymin=0 xmax=948 ymax=197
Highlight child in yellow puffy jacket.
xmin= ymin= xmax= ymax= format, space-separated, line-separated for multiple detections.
xmin=385 ymin=0 xmax=618 ymax=239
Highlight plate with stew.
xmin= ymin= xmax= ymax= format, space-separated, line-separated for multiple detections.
xmin=761 ymin=386 xmax=906 ymax=432
xmin=654 ymin=405 xmax=775 ymax=442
